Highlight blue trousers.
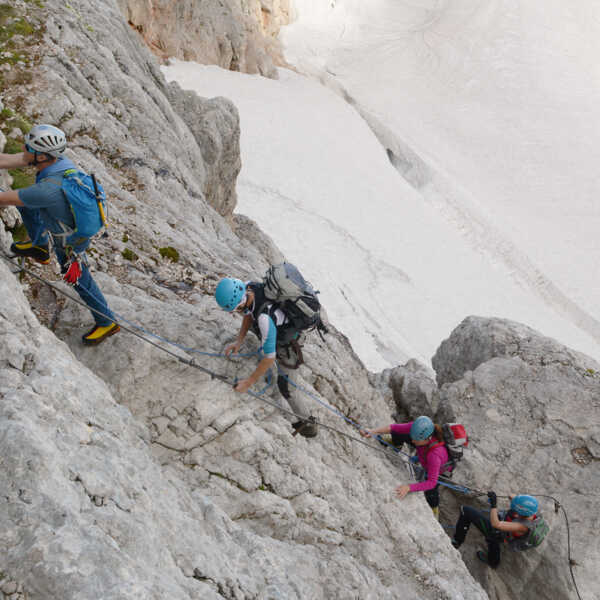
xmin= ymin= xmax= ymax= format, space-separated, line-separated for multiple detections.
xmin=18 ymin=206 xmax=115 ymax=327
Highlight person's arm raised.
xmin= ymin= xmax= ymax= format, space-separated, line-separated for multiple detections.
xmin=0 ymin=151 xmax=31 ymax=169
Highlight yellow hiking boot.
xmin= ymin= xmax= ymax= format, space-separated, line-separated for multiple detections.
xmin=431 ymin=506 xmax=440 ymax=520
xmin=10 ymin=241 xmax=50 ymax=264
xmin=82 ymin=322 xmax=120 ymax=346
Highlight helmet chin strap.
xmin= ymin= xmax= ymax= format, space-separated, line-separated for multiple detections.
xmin=31 ymin=151 xmax=55 ymax=167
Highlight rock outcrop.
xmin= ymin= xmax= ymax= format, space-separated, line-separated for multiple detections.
xmin=401 ymin=317 xmax=599 ymax=600
xmin=117 ymin=0 xmax=291 ymax=77
xmin=0 ymin=1 xmax=486 ymax=599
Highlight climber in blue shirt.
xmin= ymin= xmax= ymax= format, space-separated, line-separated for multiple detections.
xmin=0 ymin=124 xmax=119 ymax=345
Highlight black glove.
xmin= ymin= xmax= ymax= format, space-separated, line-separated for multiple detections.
xmin=487 ymin=491 xmax=497 ymax=508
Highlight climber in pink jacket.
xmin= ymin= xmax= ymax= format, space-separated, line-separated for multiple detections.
xmin=361 ymin=416 xmax=451 ymax=518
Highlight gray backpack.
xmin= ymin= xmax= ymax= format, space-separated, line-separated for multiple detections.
xmin=261 ymin=263 xmax=325 ymax=345
xmin=507 ymin=514 xmax=550 ymax=551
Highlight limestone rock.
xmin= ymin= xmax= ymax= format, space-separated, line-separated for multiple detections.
xmin=166 ymin=82 xmax=241 ymax=220
xmin=431 ymin=317 xmax=600 ymax=600
xmin=0 ymin=255 xmax=488 ymax=600
xmin=116 ymin=0 xmax=291 ymax=77
xmin=388 ymin=358 xmax=439 ymax=420
xmin=231 ymin=213 xmax=285 ymax=266
xmin=432 ymin=315 xmax=597 ymax=386
xmin=0 ymin=2 xmax=487 ymax=599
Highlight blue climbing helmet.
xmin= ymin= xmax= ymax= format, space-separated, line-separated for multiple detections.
xmin=215 ymin=278 xmax=246 ymax=311
xmin=510 ymin=495 xmax=539 ymax=517
xmin=410 ymin=416 xmax=434 ymax=441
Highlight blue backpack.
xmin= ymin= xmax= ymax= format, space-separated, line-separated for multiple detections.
xmin=60 ymin=169 xmax=107 ymax=247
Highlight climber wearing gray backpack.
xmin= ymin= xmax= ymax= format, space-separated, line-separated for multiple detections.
xmin=215 ymin=263 xmax=326 ymax=438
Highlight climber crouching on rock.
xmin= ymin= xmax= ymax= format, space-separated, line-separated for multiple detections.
xmin=0 ymin=124 xmax=120 ymax=345
xmin=451 ymin=492 xmax=549 ymax=568
xmin=214 ymin=275 xmax=318 ymax=438
xmin=361 ymin=416 xmax=451 ymax=518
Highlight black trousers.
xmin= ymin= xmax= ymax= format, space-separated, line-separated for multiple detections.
xmin=392 ymin=432 xmax=440 ymax=509
xmin=454 ymin=506 xmax=502 ymax=567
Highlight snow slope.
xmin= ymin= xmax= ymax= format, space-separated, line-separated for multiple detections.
xmin=163 ymin=58 xmax=600 ymax=371
xmin=280 ymin=0 xmax=600 ymax=365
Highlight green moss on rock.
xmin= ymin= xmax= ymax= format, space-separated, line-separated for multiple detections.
xmin=159 ymin=246 xmax=179 ymax=262
xmin=122 ymin=248 xmax=139 ymax=262
xmin=8 ymin=168 xmax=34 ymax=189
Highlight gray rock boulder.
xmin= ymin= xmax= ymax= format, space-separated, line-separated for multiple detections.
xmin=388 ymin=358 xmax=439 ymax=420
xmin=432 ymin=315 xmax=596 ymax=387
xmin=432 ymin=317 xmax=600 ymax=600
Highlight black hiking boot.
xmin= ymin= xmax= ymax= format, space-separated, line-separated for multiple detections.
xmin=451 ymin=537 xmax=461 ymax=549
xmin=10 ymin=241 xmax=50 ymax=264
xmin=476 ymin=550 xmax=498 ymax=569
xmin=292 ymin=418 xmax=318 ymax=438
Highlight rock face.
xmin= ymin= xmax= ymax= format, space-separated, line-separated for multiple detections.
xmin=3 ymin=0 xmax=596 ymax=598
xmin=0 ymin=251 xmax=488 ymax=600
xmin=426 ymin=317 xmax=599 ymax=600
xmin=0 ymin=1 xmax=486 ymax=599
xmin=432 ymin=316 xmax=598 ymax=388
xmin=388 ymin=358 xmax=440 ymax=420
xmin=117 ymin=0 xmax=291 ymax=77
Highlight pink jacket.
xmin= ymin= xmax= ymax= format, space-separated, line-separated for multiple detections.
xmin=390 ymin=422 xmax=450 ymax=492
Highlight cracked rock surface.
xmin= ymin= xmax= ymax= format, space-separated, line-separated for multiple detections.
xmin=401 ymin=316 xmax=599 ymax=600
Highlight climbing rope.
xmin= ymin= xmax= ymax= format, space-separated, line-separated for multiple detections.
xmin=1 ymin=252 xmax=584 ymax=598
xmin=0 ymin=252 xmax=410 ymax=464
xmin=519 ymin=493 xmax=582 ymax=600
xmin=1 ymin=252 xmax=233 ymax=383
xmin=438 ymin=486 xmax=583 ymax=600
xmin=276 ymin=368 xmax=415 ymax=458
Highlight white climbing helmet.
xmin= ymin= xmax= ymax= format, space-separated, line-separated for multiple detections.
xmin=24 ymin=124 xmax=67 ymax=158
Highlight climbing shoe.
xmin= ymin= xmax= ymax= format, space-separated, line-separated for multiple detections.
xmin=10 ymin=241 xmax=50 ymax=264
xmin=476 ymin=550 xmax=497 ymax=568
xmin=431 ymin=506 xmax=440 ymax=520
xmin=451 ymin=537 xmax=461 ymax=549
xmin=292 ymin=418 xmax=318 ymax=438
xmin=82 ymin=322 xmax=120 ymax=346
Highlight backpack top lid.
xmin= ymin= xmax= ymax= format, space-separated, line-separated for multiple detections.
xmin=442 ymin=423 xmax=468 ymax=447
xmin=263 ymin=262 xmax=316 ymax=302
xmin=441 ymin=423 xmax=468 ymax=463
xmin=259 ymin=263 xmax=323 ymax=341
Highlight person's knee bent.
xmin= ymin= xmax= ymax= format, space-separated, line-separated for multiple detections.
xmin=424 ymin=486 xmax=439 ymax=509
